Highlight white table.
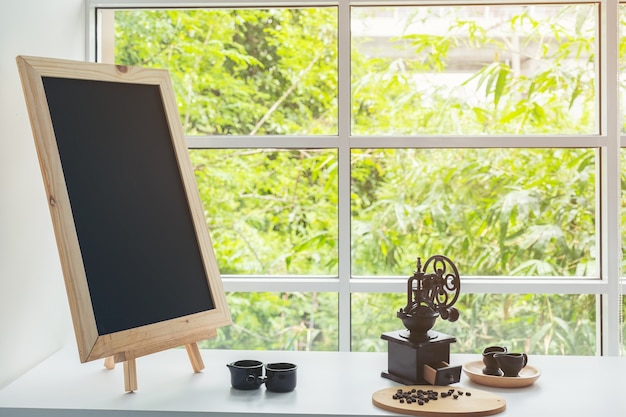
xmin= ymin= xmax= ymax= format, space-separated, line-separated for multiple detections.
xmin=0 ymin=346 xmax=625 ymax=416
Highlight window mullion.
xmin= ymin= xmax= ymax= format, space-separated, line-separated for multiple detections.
xmin=600 ymin=0 xmax=622 ymax=356
xmin=337 ymin=1 xmax=352 ymax=352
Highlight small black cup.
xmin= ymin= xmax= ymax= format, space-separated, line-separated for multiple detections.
xmin=482 ymin=346 xmax=507 ymax=376
xmin=227 ymin=359 xmax=264 ymax=390
xmin=494 ymin=352 xmax=528 ymax=377
xmin=264 ymin=362 xmax=297 ymax=393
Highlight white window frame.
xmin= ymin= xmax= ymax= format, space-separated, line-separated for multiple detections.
xmin=86 ymin=0 xmax=623 ymax=355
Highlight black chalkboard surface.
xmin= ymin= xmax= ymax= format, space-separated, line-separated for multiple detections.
xmin=42 ymin=77 xmax=214 ymax=335
xmin=17 ymin=56 xmax=230 ymax=371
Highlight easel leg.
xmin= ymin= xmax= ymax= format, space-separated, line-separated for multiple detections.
xmin=104 ymin=340 xmax=209 ymax=391
xmin=123 ymin=359 xmax=138 ymax=392
xmin=104 ymin=356 xmax=116 ymax=370
xmin=185 ymin=342 xmax=205 ymax=373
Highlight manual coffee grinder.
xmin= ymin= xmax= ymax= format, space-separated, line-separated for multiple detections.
xmin=381 ymin=254 xmax=462 ymax=385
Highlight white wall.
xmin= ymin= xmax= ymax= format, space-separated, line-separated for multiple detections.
xmin=0 ymin=0 xmax=85 ymax=388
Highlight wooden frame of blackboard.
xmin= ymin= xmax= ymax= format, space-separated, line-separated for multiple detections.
xmin=16 ymin=56 xmax=231 ymax=379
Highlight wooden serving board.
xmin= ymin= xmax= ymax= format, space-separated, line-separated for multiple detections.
xmin=372 ymin=385 xmax=505 ymax=417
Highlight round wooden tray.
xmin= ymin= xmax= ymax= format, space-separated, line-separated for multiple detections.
xmin=462 ymin=361 xmax=541 ymax=388
xmin=372 ymin=385 xmax=506 ymax=417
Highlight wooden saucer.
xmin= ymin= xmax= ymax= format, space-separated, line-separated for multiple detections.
xmin=372 ymin=385 xmax=505 ymax=416
xmin=462 ymin=361 xmax=541 ymax=388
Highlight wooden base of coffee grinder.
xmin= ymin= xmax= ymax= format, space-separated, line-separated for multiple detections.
xmin=381 ymin=329 xmax=461 ymax=385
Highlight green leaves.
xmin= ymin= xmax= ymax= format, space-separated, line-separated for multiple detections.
xmin=352 ymin=4 xmax=596 ymax=135
xmin=114 ymin=5 xmax=601 ymax=353
xmin=351 ymin=293 xmax=596 ymax=355
xmin=351 ymin=148 xmax=595 ymax=277
xmin=191 ymin=149 xmax=338 ymax=276
xmin=465 ymin=62 xmax=510 ymax=108
xmin=115 ymin=8 xmax=338 ymax=135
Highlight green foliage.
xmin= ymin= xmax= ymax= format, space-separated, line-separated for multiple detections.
xmin=352 ymin=293 xmax=596 ymax=355
xmin=115 ymin=8 xmax=337 ymax=135
xmin=114 ymin=5 xmax=610 ymax=354
xmin=351 ymin=4 xmax=596 ymax=135
xmin=351 ymin=148 xmax=595 ymax=277
xmin=200 ymin=292 xmax=338 ymax=351
xmin=191 ymin=149 xmax=338 ymax=275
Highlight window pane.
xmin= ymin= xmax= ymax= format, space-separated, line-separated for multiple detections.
xmin=191 ymin=149 xmax=338 ymax=275
xmin=351 ymin=149 xmax=596 ymax=277
xmin=352 ymin=293 xmax=596 ymax=355
xmin=352 ymin=4 xmax=597 ymax=135
xmin=200 ymin=292 xmax=338 ymax=351
xmin=114 ymin=8 xmax=338 ymax=135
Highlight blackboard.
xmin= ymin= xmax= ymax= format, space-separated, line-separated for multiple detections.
xmin=42 ymin=76 xmax=215 ymax=335
xmin=17 ymin=56 xmax=231 ymax=364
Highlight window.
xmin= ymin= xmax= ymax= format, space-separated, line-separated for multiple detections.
xmin=90 ymin=0 xmax=624 ymax=355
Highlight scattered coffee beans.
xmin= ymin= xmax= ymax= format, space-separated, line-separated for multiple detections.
xmin=390 ymin=387 xmax=472 ymax=406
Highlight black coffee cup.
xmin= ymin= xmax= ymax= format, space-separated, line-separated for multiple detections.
xmin=227 ymin=359 xmax=264 ymax=390
xmin=494 ymin=352 xmax=528 ymax=377
xmin=264 ymin=362 xmax=297 ymax=393
xmin=482 ymin=346 xmax=507 ymax=376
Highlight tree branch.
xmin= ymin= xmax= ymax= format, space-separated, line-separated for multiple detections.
xmin=249 ymin=50 xmax=324 ymax=135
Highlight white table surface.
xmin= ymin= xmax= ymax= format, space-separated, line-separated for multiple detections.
xmin=0 ymin=345 xmax=625 ymax=416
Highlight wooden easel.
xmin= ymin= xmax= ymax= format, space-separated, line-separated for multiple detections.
xmin=17 ymin=56 xmax=232 ymax=394
xmin=103 ymin=341 xmax=208 ymax=392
